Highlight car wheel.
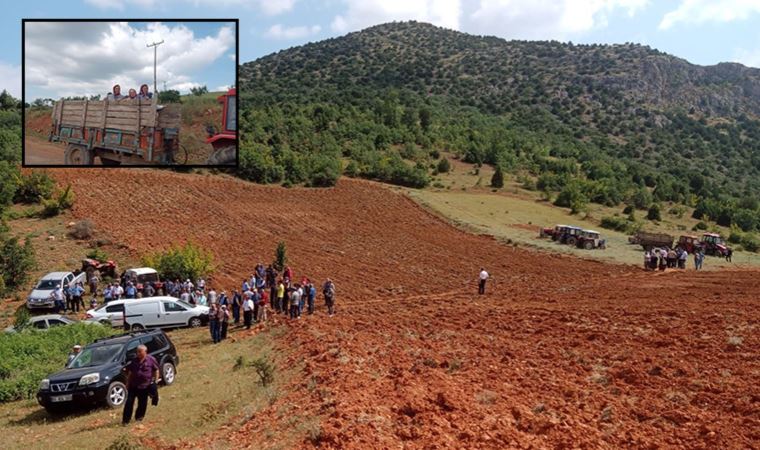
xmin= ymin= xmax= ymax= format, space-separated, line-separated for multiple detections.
xmin=131 ymin=323 xmax=144 ymax=331
xmin=188 ymin=317 xmax=202 ymax=328
xmin=162 ymin=361 xmax=176 ymax=385
xmin=106 ymin=381 xmax=127 ymax=408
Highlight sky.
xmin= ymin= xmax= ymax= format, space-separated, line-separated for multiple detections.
xmin=1 ymin=0 xmax=759 ymax=100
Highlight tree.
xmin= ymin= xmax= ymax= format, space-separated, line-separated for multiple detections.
xmin=190 ymin=85 xmax=209 ymax=96
xmin=273 ymin=241 xmax=287 ymax=272
xmin=490 ymin=165 xmax=504 ymax=188
xmin=419 ymin=107 xmax=432 ymax=132
xmin=158 ymin=90 xmax=181 ymax=103
xmin=647 ymin=203 xmax=661 ymax=221
xmin=437 ymin=157 xmax=451 ymax=173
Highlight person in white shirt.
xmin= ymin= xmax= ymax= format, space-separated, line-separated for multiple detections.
xmin=478 ymin=268 xmax=489 ymax=295
xmin=242 ymin=295 xmax=254 ymax=329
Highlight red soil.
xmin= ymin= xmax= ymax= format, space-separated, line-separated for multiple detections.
xmin=50 ymin=169 xmax=760 ymax=449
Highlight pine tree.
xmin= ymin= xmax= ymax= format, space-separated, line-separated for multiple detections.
xmin=491 ymin=166 xmax=504 ymax=188
xmin=273 ymin=241 xmax=287 ymax=271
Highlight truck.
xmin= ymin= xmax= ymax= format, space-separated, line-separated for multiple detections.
xmin=629 ymin=231 xmax=674 ymax=250
xmin=49 ymin=88 xmax=237 ymax=166
xmin=49 ymin=97 xmax=182 ymax=165
xmin=27 ymin=271 xmax=87 ymax=310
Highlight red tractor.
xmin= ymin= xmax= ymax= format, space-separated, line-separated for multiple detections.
xmin=677 ymin=235 xmax=702 ymax=253
xmin=700 ymin=232 xmax=730 ymax=256
xmin=539 ymin=224 xmax=567 ymax=239
xmin=205 ymin=87 xmax=237 ymax=165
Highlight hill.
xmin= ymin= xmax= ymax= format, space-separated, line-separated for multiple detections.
xmin=239 ymin=21 xmax=760 ymax=233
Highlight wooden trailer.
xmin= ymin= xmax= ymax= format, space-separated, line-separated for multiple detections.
xmin=49 ymin=98 xmax=182 ymax=165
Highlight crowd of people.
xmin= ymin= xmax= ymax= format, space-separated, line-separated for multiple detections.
xmin=643 ymin=247 xmax=704 ymax=271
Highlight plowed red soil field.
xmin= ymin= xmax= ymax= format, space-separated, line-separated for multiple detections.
xmin=51 ymin=169 xmax=759 ymax=449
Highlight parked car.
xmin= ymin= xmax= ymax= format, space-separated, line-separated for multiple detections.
xmin=85 ymin=300 xmax=129 ymax=328
xmin=27 ymin=271 xmax=87 ymax=310
xmin=124 ymin=267 xmax=164 ymax=294
xmin=37 ymin=329 xmax=179 ymax=413
xmin=4 ymin=314 xmax=96 ymax=333
xmin=123 ymin=296 xmax=209 ymax=331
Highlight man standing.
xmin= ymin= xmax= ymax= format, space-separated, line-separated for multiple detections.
xmin=323 ymin=279 xmax=336 ymax=316
xmin=242 ymin=294 xmax=254 ymax=329
xmin=50 ymin=284 xmax=65 ymax=313
xmin=478 ymin=268 xmax=489 ymax=295
xmin=122 ymin=344 xmax=159 ymax=425
xmin=208 ymin=303 xmax=220 ymax=344
xmin=290 ymin=285 xmax=302 ymax=319
xmin=89 ymin=273 xmax=99 ymax=297
xmin=72 ymin=282 xmax=85 ymax=313
xmin=308 ymin=283 xmax=316 ymax=315
xmin=231 ymin=289 xmax=241 ymax=325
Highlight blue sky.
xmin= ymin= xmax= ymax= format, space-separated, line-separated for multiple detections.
xmin=1 ymin=0 xmax=759 ymax=99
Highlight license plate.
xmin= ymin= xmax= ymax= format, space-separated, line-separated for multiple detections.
xmin=51 ymin=394 xmax=72 ymax=402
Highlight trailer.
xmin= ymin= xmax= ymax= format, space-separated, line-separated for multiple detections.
xmin=630 ymin=231 xmax=674 ymax=250
xmin=49 ymin=98 xmax=182 ymax=165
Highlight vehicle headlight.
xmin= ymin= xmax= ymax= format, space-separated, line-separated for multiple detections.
xmin=39 ymin=379 xmax=50 ymax=390
xmin=79 ymin=373 xmax=100 ymax=386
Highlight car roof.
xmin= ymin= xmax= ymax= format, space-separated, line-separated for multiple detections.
xmin=91 ymin=329 xmax=163 ymax=346
xmin=703 ymin=232 xmax=720 ymax=237
xmin=41 ymin=272 xmax=70 ymax=279
xmin=31 ymin=314 xmax=70 ymax=321
xmin=125 ymin=296 xmax=177 ymax=303
xmin=582 ymin=229 xmax=599 ymax=234
xmin=126 ymin=267 xmax=157 ymax=275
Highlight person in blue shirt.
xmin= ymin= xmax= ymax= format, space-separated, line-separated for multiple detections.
xmin=71 ymin=282 xmax=85 ymax=312
xmin=307 ymin=283 xmax=316 ymax=315
xmin=125 ymin=282 xmax=137 ymax=299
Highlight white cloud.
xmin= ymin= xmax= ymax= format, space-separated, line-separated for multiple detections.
xmin=264 ymin=24 xmax=322 ymax=40
xmin=660 ymin=0 xmax=760 ymax=30
xmin=330 ymin=0 xmax=462 ymax=33
xmin=0 ymin=62 xmax=20 ymax=98
xmin=467 ymin=0 xmax=649 ymax=40
xmin=215 ymin=85 xmax=231 ymax=91
xmin=24 ymin=22 xmax=235 ymax=98
xmin=84 ymin=0 xmax=295 ymax=15
xmin=228 ymin=53 xmax=236 ymax=61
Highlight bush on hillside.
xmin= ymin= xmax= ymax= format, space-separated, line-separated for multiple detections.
xmin=600 ymin=216 xmax=629 ymax=232
xmin=647 ymin=203 xmax=661 ymax=221
xmin=158 ymin=90 xmax=181 ymax=103
xmin=69 ymin=219 xmax=94 ymax=240
xmin=0 ymin=235 xmax=35 ymax=296
xmin=142 ymin=242 xmax=214 ymax=282
xmin=13 ymin=171 xmax=55 ymax=203
xmin=490 ymin=165 xmax=504 ymax=188
xmin=437 ymin=157 xmax=451 ymax=173
xmin=273 ymin=241 xmax=287 ymax=272
xmin=0 ymin=323 xmax=115 ymax=402
xmin=40 ymin=184 xmax=74 ymax=217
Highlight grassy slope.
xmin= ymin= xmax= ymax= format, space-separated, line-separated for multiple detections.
xmin=405 ymin=157 xmax=760 ymax=268
xmin=0 ymin=326 xmax=294 ymax=450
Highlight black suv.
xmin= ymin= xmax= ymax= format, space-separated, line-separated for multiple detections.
xmin=36 ymin=329 xmax=179 ymax=413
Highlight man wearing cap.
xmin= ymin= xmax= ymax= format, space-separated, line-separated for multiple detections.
xmin=67 ymin=344 xmax=82 ymax=366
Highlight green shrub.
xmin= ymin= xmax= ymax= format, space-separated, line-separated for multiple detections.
xmin=158 ymin=90 xmax=181 ymax=103
xmin=555 ymin=183 xmax=588 ymax=214
xmin=0 ymin=323 xmax=115 ymax=401
xmin=0 ymin=161 xmax=19 ymax=212
xmin=13 ymin=171 xmax=54 ymax=203
xmin=693 ymin=221 xmax=708 ymax=231
xmin=647 ymin=204 xmax=661 ymax=221
xmin=0 ymin=235 xmax=35 ymax=295
xmin=40 ymin=184 xmax=74 ymax=218
xmin=273 ymin=241 xmax=287 ymax=272
xmin=142 ymin=242 xmax=214 ymax=281
xmin=600 ymin=216 xmax=629 ymax=232
xmin=490 ymin=165 xmax=504 ymax=188
xmin=86 ymin=247 xmax=109 ymax=261
xmin=741 ymin=233 xmax=760 ymax=252
xmin=436 ymin=158 xmax=451 ymax=173
xmin=250 ymin=357 xmax=275 ymax=386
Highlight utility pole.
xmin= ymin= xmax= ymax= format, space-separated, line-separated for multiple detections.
xmin=147 ymin=40 xmax=164 ymax=96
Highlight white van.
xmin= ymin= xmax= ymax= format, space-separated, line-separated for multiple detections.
xmin=123 ymin=296 xmax=209 ymax=330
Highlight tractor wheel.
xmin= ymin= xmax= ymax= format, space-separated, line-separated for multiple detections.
xmin=566 ymin=236 xmax=577 ymax=246
xmin=64 ymin=144 xmax=94 ymax=165
xmin=206 ymin=146 xmax=236 ymax=165
xmin=584 ymin=241 xmax=593 ymax=250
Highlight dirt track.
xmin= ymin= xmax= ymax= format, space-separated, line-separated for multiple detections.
xmin=50 ymin=169 xmax=760 ymax=449
xmin=24 ymin=136 xmax=66 ymax=165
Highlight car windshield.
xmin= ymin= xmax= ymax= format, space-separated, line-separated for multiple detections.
xmin=137 ymin=273 xmax=158 ymax=283
xmin=67 ymin=343 xmax=123 ymax=368
xmin=35 ymin=279 xmax=58 ymax=290
xmin=178 ymin=300 xmax=196 ymax=309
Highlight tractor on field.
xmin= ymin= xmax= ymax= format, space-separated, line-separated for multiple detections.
xmin=577 ymin=229 xmax=606 ymax=250
xmin=557 ymin=226 xmax=583 ymax=246
xmin=82 ymin=258 xmax=118 ymax=279
xmin=676 ymin=235 xmax=702 ymax=253
xmin=539 ymin=224 xmax=567 ymax=239
xmin=700 ymin=232 xmax=730 ymax=256
xmin=205 ymin=87 xmax=237 ymax=165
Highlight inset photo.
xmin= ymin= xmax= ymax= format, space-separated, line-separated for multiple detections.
xmin=23 ymin=19 xmax=238 ymax=167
